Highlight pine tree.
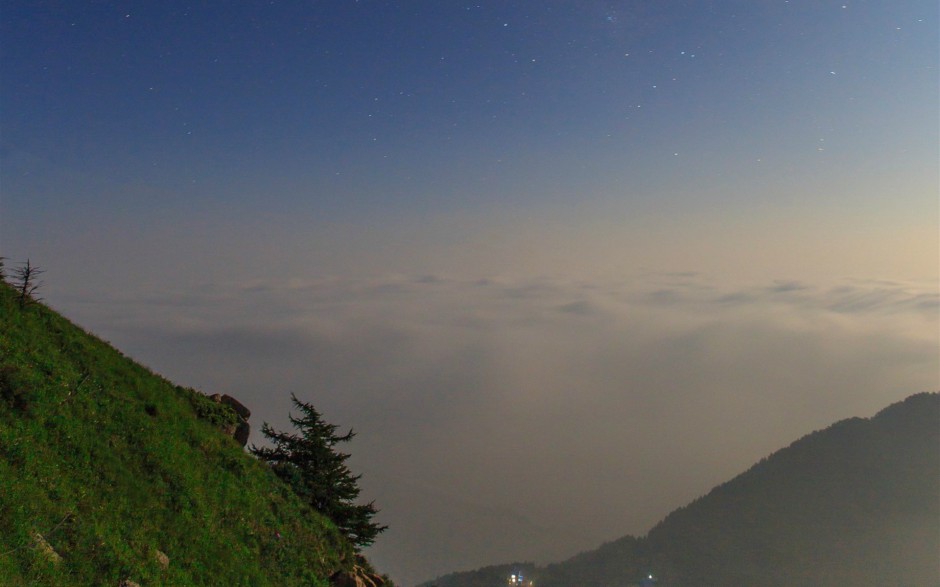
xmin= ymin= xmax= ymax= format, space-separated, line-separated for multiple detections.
xmin=251 ymin=394 xmax=387 ymax=549
xmin=12 ymin=259 xmax=43 ymax=307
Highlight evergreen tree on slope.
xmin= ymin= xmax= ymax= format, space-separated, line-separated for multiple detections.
xmin=252 ymin=394 xmax=387 ymax=549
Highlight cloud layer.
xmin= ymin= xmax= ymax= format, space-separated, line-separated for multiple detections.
xmin=55 ymin=273 xmax=939 ymax=585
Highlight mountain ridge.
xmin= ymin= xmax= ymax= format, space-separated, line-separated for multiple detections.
xmin=422 ymin=392 xmax=939 ymax=587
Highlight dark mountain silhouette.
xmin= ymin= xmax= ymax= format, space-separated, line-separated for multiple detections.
xmin=424 ymin=392 xmax=940 ymax=587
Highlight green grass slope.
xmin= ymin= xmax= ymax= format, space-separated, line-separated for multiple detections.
xmin=0 ymin=282 xmax=356 ymax=586
xmin=424 ymin=392 xmax=940 ymax=587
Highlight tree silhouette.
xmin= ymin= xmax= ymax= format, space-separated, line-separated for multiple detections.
xmin=12 ymin=259 xmax=44 ymax=307
xmin=251 ymin=394 xmax=387 ymax=549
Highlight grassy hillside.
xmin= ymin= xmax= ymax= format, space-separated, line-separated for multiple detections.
xmin=425 ymin=392 xmax=940 ymax=587
xmin=0 ymin=281 xmax=357 ymax=586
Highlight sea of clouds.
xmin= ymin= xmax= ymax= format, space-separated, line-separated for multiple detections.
xmin=53 ymin=272 xmax=939 ymax=585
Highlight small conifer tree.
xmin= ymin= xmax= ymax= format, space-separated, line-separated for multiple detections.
xmin=252 ymin=394 xmax=387 ymax=548
xmin=12 ymin=259 xmax=44 ymax=307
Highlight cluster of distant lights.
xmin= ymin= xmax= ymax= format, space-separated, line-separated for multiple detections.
xmin=509 ymin=572 xmax=655 ymax=584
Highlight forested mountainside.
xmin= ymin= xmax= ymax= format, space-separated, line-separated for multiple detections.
xmin=424 ymin=392 xmax=940 ymax=587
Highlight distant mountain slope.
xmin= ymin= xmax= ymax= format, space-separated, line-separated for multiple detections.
xmin=424 ymin=392 xmax=940 ymax=587
xmin=0 ymin=282 xmax=360 ymax=586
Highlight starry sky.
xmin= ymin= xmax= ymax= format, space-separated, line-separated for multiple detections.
xmin=2 ymin=1 xmax=938 ymax=584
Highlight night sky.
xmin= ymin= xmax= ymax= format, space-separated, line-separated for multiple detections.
xmin=2 ymin=1 xmax=938 ymax=584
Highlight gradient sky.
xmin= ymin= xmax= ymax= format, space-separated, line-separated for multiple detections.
xmin=2 ymin=1 xmax=938 ymax=584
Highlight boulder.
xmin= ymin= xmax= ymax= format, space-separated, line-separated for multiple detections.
xmin=233 ymin=419 xmax=251 ymax=447
xmin=220 ymin=394 xmax=251 ymax=420
xmin=32 ymin=532 xmax=61 ymax=564
xmin=209 ymin=393 xmax=252 ymax=447
xmin=330 ymin=565 xmax=387 ymax=587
